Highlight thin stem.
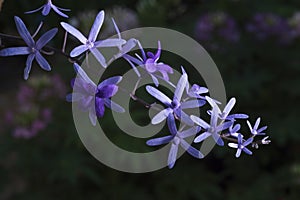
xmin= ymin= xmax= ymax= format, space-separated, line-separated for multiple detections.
xmin=62 ymin=31 xmax=68 ymax=53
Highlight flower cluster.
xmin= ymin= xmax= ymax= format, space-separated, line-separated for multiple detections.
xmin=0 ymin=4 xmax=271 ymax=169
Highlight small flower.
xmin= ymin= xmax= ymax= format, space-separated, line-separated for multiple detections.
xmin=228 ymin=134 xmax=253 ymax=158
xmin=261 ymin=136 xmax=271 ymax=145
xmin=187 ymin=84 xmax=209 ymax=99
xmin=191 ymin=106 xmax=233 ymax=146
xmin=126 ymin=41 xmax=173 ymax=86
xmin=225 ymin=123 xmax=241 ymax=137
xmin=146 ymin=114 xmax=203 ymax=169
xmin=0 ymin=16 xmax=57 ymax=80
xmin=61 ymin=10 xmax=126 ymax=67
xmin=66 ymin=63 xmax=125 ymax=125
xmin=25 ymin=0 xmax=70 ymax=18
xmin=146 ymin=73 xmax=205 ymax=126
xmin=247 ymin=117 xmax=267 ymax=136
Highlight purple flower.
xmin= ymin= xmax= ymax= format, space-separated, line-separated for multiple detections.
xmin=25 ymin=0 xmax=70 ymax=18
xmin=247 ymin=117 xmax=267 ymax=136
xmin=0 ymin=16 xmax=57 ymax=80
xmin=246 ymin=13 xmax=293 ymax=44
xmin=126 ymin=41 xmax=173 ymax=86
xmin=195 ymin=12 xmax=240 ymax=43
xmin=66 ymin=63 xmax=124 ymax=125
xmin=187 ymin=84 xmax=209 ymax=99
xmin=61 ymin=10 xmax=126 ymax=67
xmin=228 ymin=134 xmax=253 ymax=158
xmin=146 ymin=73 xmax=205 ymax=126
xmin=147 ymin=114 xmax=203 ymax=169
xmin=13 ymin=127 xmax=35 ymax=139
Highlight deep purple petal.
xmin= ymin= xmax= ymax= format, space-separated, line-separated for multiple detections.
xmin=35 ymin=51 xmax=51 ymax=71
xmin=243 ymin=137 xmax=254 ymax=146
xmin=24 ymin=54 xmax=35 ymax=80
xmin=167 ymin=114 xmax=177 ymax=135
xmin=98 ymin=76 xmax=122 ymax=88
xmin=242 ymin=147 xmax=252 ymax=155
xmin=14 ymin=16 xmax=35 ymax=47
xmin=96 ymin=85 xmax=118 ymax=98
xmin=0 ymin=47 xmax=30 ymax=56
xmin=95 ymin=97 xmax=105 ymax=118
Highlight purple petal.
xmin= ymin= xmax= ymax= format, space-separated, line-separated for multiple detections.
xmin=150 ymin=74 xmax=159 ymax=87
xmin=42 ymin=4 xmax=51 ymax=16
xmin=35 ymin=51 xmax=51 ymax=71
xmin=94 ymin=39 xmax=126 ymax=48
xmin=97 ymin=85 xmax=118 ymax=98
xmin=98 ymin=76 xmax=122 ymax=88
xmin=154 ymin=41 xmax=161 ymax=61
xmin=194 ymin=132 xmax=211 ymax=143
xmin=124 ymin=57 xmax=141 ymax=77
xmin=180 ymin=139 xmax=204 ymax=159
xmin=231 ymin=124 xmax=241 ymax=133
xmin=88 ymin=11 xmax=104 ymax=42
xmin=205 ymin=96 xmax=221 ymax=113
xmin=243 ymin=137 xmax=254 ymax=146
xmin=227 ymin=114 xmax=249 ymax=120
xmin=173 ymin=73 xmax=188 ymax=102
xmin=151 ymin=108 xmax=172 ymax=124
xmin=190 ymin=115 xmax=210 ymax=129
xmin=103 ymin=99 xmax=125 ymax=113
xmin=0 ymin=47 xmax=30 ymax=56
xmin=73 ymin=63 xmax=96 ymax=88
xmin=120 ymin=38 xmax=137 ymax=54
xmin=242 ymin=147 xmax=252 ymax=155
xmin=51 ymin=5 xmax=69 ymax=18
xmin=60 ymin=22 xmax=87 ymax=44
xmin=146 ymin=86 xmax=172 ymax=106
xmin=14 ymin=16 xmax=35 ymax=47
xmin=167 ymin=114 xmax=177 ymax=135
xmin=112 ymin=18 xmax=121 ymax=39
xmin=178 ymin=126 xmax=201 ymax=138
xmin=168 ymin=143 xmax=179 ymax=169
xmin=235 ymin=149 xmax=242 ymax=158
xmin=216 ymin=121 xmax=233 ymax=132
xmin=146 ymin=135 xmax=174 ymax=146
xmin=257 ymin=126 xmax=268 ymax=133
xmin=175 ymin=109 xmax=194 ymax=126
xmin=25 ymin=5 xmax=44 ymax=14
xmin=181 ymin=100 xmax=206 ymax=109
xmin=36 ymin=28 xmax=58 ymax=49
xmin=70 ymin=45 xmax=89 ymax=57
xmin=223 ymin=97 xmax=236 ymax=117
xmin=24 ymin=54 xmax=35 ymax=80
xmin=95 ymin=97 xmax=105 ymax=118
xmin=90 ymin=48 xmax=106 ymax=68
xmin=212 ymin=133 xmax=224 ymax=146
xmin=254 ymin=117 xmax=261 ymax=131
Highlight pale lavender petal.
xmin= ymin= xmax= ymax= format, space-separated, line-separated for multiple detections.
xmin=178 ymin=126 xmax=201 ymax=138
xmin=73 ymin=63 xmax=96 ymax=88
xmin=0 ymin=47 xmax=30 ymax=56
xmin=181 ymin=139 xmax=204 ymax=159
xmin=235 ymin=149 xmax=242 ymax=158
xmin=154 ymin=41 xmax=161 ymax=61
xmin=124 ymin=57 xmax=141 ymax=77
xmin=146 ymin=135 xmax=174 ymax=146
xmin=173 ymin=73 xmax=188 ymax=102
xmin=223 ymin=97 xmax=236 ymax=117
xmin=124 ymin=54 xmax=143 ymax=66
xmin=90 ymin=48 xmax=107 ymax=68
xmin=228 ymin=143 xmax=238 ymax=148
xmin=210 ymin=107 xmax=219 ymax=128
xmin=137 ymin=41 xmax=146 ymax=61
xmin=112 ymin=18 xmax=121 ymax=39
xmin=51 ymin=5 xmax=69 ymax=18
xmin=60 ymin=22 xmax=87 ymax=44
xmin=194 ymin=132 xmax=211 ymax=143
xmin=94 ymin=39 xmax=126 ymax=47
xmin=104 ymin=99 xmax=125 ymax=113
xmin=247 ymin=120 xmax=253 ymax=132
xmin=35 ymin=51 xmax=51 ymax=71
xmin=146 ymin=86 xmax=172 ymax=106
xmin=151 ymin=108 xmax=172 ymax=124
xmin=254 ymin=117 xmax=261 ymax=130
xmin=24 ymin=54 xmax=35 ymax=80
xmin=70 ymin=45 xmax=89 ymax=57
xmin=120 ymin=39 xmax=137 ymax=54
xmin=181 ymin=100 xmax=206 ymax=109
xmin=150 ymin=74 xmax=159 ymax=87
xmin=14 ymin=16 xmax=35 ymax=47
xmin=36 ymin=28 xmax=58 ymax=49
xmin=168 ymin=143 xmax=179 ymax=169
xmin=88 ymin=11 xmax=104 ymax=42
xmin=190 ymin=115 xmax=210 ymax=129
xmin=227 ymin=114 xmax=249 ymax=120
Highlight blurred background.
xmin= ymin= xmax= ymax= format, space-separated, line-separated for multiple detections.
xmin=0 ymin=0 xmax=300 ymax=199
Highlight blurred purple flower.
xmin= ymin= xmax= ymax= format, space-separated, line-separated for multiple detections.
xmin=246 ymin=13 xmax=294 ymax=44
xmin=195 ymin=12 xmax=240 ymax=44
xmin=247 ymin=117 xmax=267 ymax=136
xmin=61 ymin=10 xmax=126 ymax=67
xmin=25 ymin=0 xmax=70 ymax=18
xmin=41 ymin=108 xmax=52 ymax=123
xmin=66 ymin=63 xmax=124 ymax=125
xmin=17 ymin=85 xmax=35 ymax=104
xmin=228 ymin=133 xmax=253 ymax=158
xmin=0 ymin=16 xmax=57 ymax=80
xmin=13 ymin=127 xmax=35 ymax=139
xmin=147 ymin=114 xmax=203 ymax=169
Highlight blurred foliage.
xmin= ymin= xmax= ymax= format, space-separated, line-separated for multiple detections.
xmin=0 ymin=0 xmax=300 ymax=200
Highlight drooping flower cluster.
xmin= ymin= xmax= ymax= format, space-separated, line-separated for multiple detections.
xmin=0 ymin=4 xmax=271 ymax=170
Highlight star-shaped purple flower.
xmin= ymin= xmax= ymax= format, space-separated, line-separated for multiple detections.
xmin=25 ymin=0 xmax=70 ymax=18
xmin=61 ymin=10 xmax=126 ymax=68
xmin=247 ymin=117 xmax=267 ymax=136
xmin=146 ymin=73 xmax=205 ymax=126
xmin=0 ymin=16 xmax=57 ymax=80
xmin=66 ymin=63 xmax=125 ymax=126
xmin=147 ymin=114 xmax=203 ymax=169
xmin=228 ymin=134 xmax=253 ymax=158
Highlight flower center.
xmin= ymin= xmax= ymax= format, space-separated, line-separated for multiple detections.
xmin=171 ymin=100 xmax=180 ymax=109
xmin=86 ymin=40 xmax=94 ymax=49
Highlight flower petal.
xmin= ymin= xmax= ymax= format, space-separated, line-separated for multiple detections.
xmin=235 ymin=149 xmax=242 ymax=158
xmin=24 ymin=54 xmax=35 ymax=80
xmin=151 ymin=108 xmax=172 ymax=124
xmin=70 ymin=45 xmax=89 ymax=57
xmin=88 ymin=10 xmax=104 ymax=42
xmin=104 ymin=99 xmax=125 ymax=113
xmin=60 ymin=22 xmax=87 ymax=44
xmin=146 ymin=135 xmax=174 ymax=146
xmin=14 ymin=16 xmax=35 ymax=47
xmin=146 ymin=86 xmax=171 ymax=106
xmin=25 ymin=5 xmax=44 ymax=14
xmin=97 ymin=85 xmax=118 ymax=98
xmin=254 ymin=117 xmax=261 ymax=131
xmin=180 ymin=139 xmax=204 ymax=159
xmin=242 ymin=147 xmax=252 ymax=155
xmin=95 ymin=39 xmax=126 ymax=48
xmin=0 ymin=47 xmax=30 ymax=56
xmin=167 ymin=114 xmax=177 ymax=135
xmin=178 ymin=126 xmax=201 ymax=138
xmin=89 ymin=106 xmax=97 ymax=126
xmin=95 ymin=97 xmax=105 ymax=118
xmin=228 ymin=143 xmax=238 ymax=148
xmin=168 ymin=143 xmax=179 ymax=169
xmin=181 ymin=100 xmax=206 ymax=109
xmin=190 ymin=115 xmax=210 ymax=129
xmin=42 ymin=4 xmax=51 ymax=16
xmin=90 ymin=48 xmax=107 ymax=68
xmin=73 ymin=63 xmax=97 ymax=88
xmin=150 ymin=74 xmax=159 ymax=87
xmin=36 ymin=28 xmax=58 ymax=49
xmin=243 ymin=137 xmax=254 ymax=146
xmin=223 ymin=97 xmax=236 ymax=118
xmin=194 ymin=132 xmax=211 ymax=143
xmin=35 ymin=51 xmax=51 ymax=71
xmin=98 ymin=76 xmax=122 ymax=88
xmin=173 ymin=73 xmax=188 ymax=102
xmin=51 ymin=5 xmax=69 ymax=18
